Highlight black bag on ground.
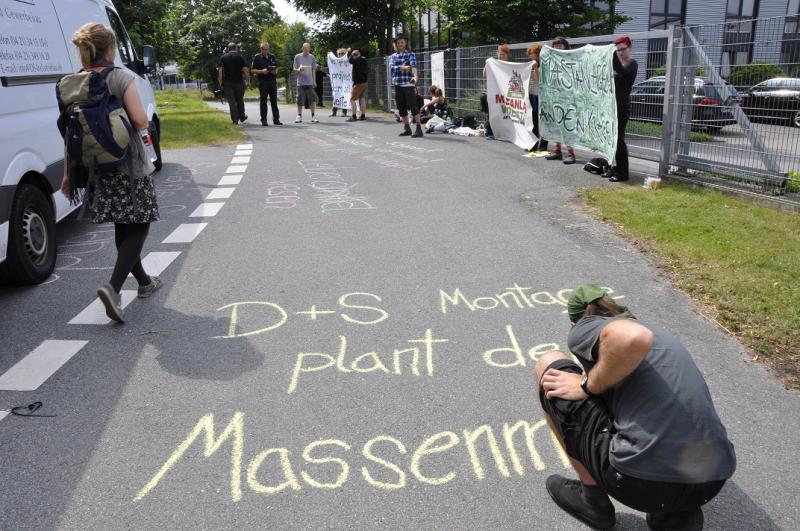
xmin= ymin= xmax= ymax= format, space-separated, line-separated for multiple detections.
xmin=583 ymin=157 xmax=610 ymax=176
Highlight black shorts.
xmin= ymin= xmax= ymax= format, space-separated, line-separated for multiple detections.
xmin=539 ymin=359 xmax=726 ymax=514
xmin=395 ymin=85 xmax=419 ymax=117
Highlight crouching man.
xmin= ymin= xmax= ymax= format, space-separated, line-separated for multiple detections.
xmin=535 ymin=283 xmax=736 ymax=530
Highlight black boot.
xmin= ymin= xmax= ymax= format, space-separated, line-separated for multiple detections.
xmin=399 ymin=124 xmax=412 ymax=136
xmin=545 ymin=475 xmax=615 ymax=530
xmin=411 ymin=124 xmax=424 ymax=138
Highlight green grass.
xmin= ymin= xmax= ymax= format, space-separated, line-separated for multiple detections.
xmin=155 ymin=90 xmax=247 ymax=149
xmin=627 ymin=119 xmax=715 ymax=142
xmin=585 ymin=183 xmax=800 ymax=388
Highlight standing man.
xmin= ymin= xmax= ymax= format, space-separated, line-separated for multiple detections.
xmin=389 ymin=34 xmax=423 ymax=137
xmin=348 ymin=48 xmax=368 ymax=121
xmin=218 ymin=42 xmax=249 ymax=125
xmin=293 ymin=42 xmax=318 ymax=123
xmin=609 ymin=36 xmax=638 ymax=182
xmin=534 ymin=283 xmax=736 ymax=530
xmin=251 ymin=42 xmax=282 ymax=126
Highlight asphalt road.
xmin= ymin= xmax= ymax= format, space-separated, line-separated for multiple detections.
xmin=0 ymin=103 xmax=797 ymax=530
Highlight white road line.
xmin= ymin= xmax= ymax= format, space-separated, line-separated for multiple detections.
xmin=206 ymin=188 xmax=235 ymax=200
xmin=218 ymin=174 xmax=243 ymax=186
xmin=68 ymin=291 xmax=137 ymax=325
xmin=236 ymin=144 xmax=253 ymax=149
xmin=189 ymin=203 xmax=225 ymax=217
xmin=234 ymin=150 xmax=252 ymax=156
xmin=0 ymin=411 xmax=8 ymax=422
xmin=225 ymin=165 xmax=247 ymax=174
xmin=0 ymin=340 xmax=88 ymax=390
xmin=162 ymin=223 xmax=208 ymax=244
xmin=230 ymin=156 xmax=251 ymax=164
xmin=129 ymin=251 xmax=180 ymax=277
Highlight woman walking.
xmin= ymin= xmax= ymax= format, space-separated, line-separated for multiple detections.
xmin=61 ymin=23 xmax=161 ymax=323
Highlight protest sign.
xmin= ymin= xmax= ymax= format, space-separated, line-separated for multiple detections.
xmin=539 ymin=44 xmax=617 ymax=162
xmin=485 ymin=58 xmax=536 ymax=150
xmin=431 ymin=51 xmax=445 ymax=95
xmin=327 ymin=52 xmax=353 ymax=110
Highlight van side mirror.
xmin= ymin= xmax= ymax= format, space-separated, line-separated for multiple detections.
xmin=142 ymin=45 xmax=158 ymax=73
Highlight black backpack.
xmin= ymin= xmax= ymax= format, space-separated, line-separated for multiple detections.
xmin=583 ymin=157 xmax=611 ymax=177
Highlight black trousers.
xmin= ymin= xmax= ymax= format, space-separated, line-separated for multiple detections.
xmin=224 ymin=82 xmax=245 ymax=123
xmin=616 ymin=106 xmax=630 ymax=178
xmin=258 ymin=78 xmax=280 ymax=122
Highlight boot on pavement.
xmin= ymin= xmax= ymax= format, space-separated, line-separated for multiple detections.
xmin=545 ymin=475 xmax=615 ymax=530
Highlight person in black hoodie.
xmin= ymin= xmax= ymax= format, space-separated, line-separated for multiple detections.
xmin=609 ymin=36 xmax=638 ymax=182
xmin=347 ymin=49 xmax=369 ymax=121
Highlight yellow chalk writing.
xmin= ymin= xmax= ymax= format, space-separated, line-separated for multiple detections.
xmin=361 ymin=436 xmax=408 ymax=490
xmin=300 ymin=439 xmax=351 ymax=489
xmin=214 ymin=301 xmax=288 ymax=339
xmin=247 ymin=448 xmax=302 ymax=494
xmin=410 ymin=431 xmax=460 ymax=486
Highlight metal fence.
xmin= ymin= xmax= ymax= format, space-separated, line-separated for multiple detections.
xmin=292 ymin=16 xmax=800 ymax=203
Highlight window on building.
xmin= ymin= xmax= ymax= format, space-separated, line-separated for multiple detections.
xmin=721 ymin=0 xmax=759 ymax=76
xmin=649 ymin=0 xmax=685 ymax=29
xmin=782 ymin=1 xmax=800 ymax=72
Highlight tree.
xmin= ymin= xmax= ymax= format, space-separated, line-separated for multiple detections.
xmin=169 ymin=0 xmax=279 ymax=86
xmin=260 ymin=21 xmax=311 ymax=90
xmin=291 ymin=0 xmax=429 ymax=55
xmin=113 ymin=0 xmax=176 ymax=64
xmin=436 ymin=0 xmax=629 ymax=45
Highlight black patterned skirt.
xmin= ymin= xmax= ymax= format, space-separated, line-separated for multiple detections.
xmin=90 ymin=171 xmax=159 ymax=224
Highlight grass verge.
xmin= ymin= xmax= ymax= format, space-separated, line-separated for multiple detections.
xmin=627 ymin=120 xmax=715 ymax=142
xmin=584 ymin=183 xmax=800 ymax=389
xmin=155 ymin=90 xmax=246 ymax=149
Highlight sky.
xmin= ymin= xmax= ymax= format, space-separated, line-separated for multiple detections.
xmin=271 ymin=0 xmax=321 ymax=28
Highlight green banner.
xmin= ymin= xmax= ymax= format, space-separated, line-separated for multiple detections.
xmin=539 ymin=44 xmax=617 ymax=161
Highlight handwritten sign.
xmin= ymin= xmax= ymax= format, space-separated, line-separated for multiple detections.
xmin=327 ymin=52 xmax=353 ymax=110
xmin=539 ymin=44 xmax=617 ymax=162
xmin=485 ymin=58 xmax=537 ymax=150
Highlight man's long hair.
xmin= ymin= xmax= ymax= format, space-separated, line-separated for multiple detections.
xmin=583 ymin=296 xmax=636 ymax=320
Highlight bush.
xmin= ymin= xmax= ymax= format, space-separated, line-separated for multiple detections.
xmin=650 ymin=65 xmax=704 ymax=77
xmin=787 ymin=171 xmax=800 ymax=194
xmin=726 ymin=62 xmax=784 ymax=90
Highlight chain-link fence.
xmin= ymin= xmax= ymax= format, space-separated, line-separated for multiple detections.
xmin=289 ymin=17 xmax=800 ymax=203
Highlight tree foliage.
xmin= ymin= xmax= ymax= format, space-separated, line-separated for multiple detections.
xmin=436 ymin=0 xmax=629 ymax=44
xmin=113 ymin=0 xmax=176 ymax=63
xmin=168 ymin=0 xmax=278 ymax=86
xmin=260 ymin=21 xmax=312 ymax=82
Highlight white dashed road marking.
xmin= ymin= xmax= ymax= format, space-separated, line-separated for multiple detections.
xmin=234 ymin=150 xmax=252 ymax=156
xmin=218 ymin=175 xmax=243 ymax=186
xmin=225 ymin=165 xmax=248 ymax=174
xmin=162 ymin=223 xmax=208 ymax=244
xmin=236 ymin=144 xmax=253 ymax=149
xmin=0 ymin=340 xmax=89 ymax=391
xmin=206 ymin=188 xmax=235 ymax=200
xmin=189 ymin=203 xmax=225 ymax=217
xmin=230 ymin=156 xmax=251 ymax=164
xmin=131 ymin=252 xmax=181 ymax=278
xmin=68 ymin=291 xmax=137 ymax=325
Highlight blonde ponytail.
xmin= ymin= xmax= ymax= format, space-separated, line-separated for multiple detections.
xmin=72 ymin=23 xmax=115 ymax=67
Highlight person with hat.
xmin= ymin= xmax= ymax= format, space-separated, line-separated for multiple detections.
xmin=389 ymin=34 xmax=424 ymax=137
xmin=533 ymin=283 xmax=736 ymax=530
xmin=609 ymin=36 xmax=638 ymax=182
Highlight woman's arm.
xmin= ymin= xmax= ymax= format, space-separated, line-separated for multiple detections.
xmin=122 ymin=82 xmax=149 ymax=130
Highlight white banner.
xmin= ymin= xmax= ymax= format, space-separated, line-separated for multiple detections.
xmin=539 ymin=44 xmax=617 ymax=161
xmin=0 ymin=0 xmax=72 ymax=78
xmin=485 ymin=58 xmax=536 ymax=150
xmin=327 ymin=52 xmax=353 ymax=110
xmin=431 ymin=51 xmax=444 ymax=95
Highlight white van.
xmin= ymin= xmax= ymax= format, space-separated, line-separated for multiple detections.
xmin=0 ymin=0 xmax=161 ymax=284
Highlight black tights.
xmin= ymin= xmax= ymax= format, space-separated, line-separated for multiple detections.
xmin=110 ymin=223 xmax=151 ymax=293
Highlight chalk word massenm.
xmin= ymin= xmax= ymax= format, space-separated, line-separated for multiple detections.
xmin=135 ymin=412 xmax=570 ymax=502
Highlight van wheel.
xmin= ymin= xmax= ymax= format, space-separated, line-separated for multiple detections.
xmin=0 ymin=184 xmax=56 ymax=285
xmin=149 ymin=121 xmax=163 ymax=170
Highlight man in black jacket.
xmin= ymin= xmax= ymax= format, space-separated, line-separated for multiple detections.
xmin=609 ymin=36 xmax=638 ymax=182
xmin=252 ymin=42 xmax=282 ymax=126
xmin=347 ymin=49 xmax=369 ymax=121
xmin=218 ymin=43 xmax=249 ymax=125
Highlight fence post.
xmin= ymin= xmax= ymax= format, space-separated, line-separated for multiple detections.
xmin=386 ymin=57 xmax=392 ymax=112
xmin=659 ymin=26 xmax=681 ymax=177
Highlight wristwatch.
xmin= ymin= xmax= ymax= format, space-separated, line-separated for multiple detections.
xmin=580 ymin=374 xmax=598 ymax=397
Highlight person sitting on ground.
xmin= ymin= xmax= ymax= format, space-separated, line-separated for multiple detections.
xmin=420 ymin=85 xmax=449 ymax=123
xmin=330 ymin=47 xmax=350 ymax=117
xmin=609 ymin=35 xmax=638 ymax=182
xmin=481 ymin=44 xmax=510 ymax=140
xmin=535 ymin=283 xmax=736 ymax=531
xmin=545 ymin=37 xmax=576 ymax=164
xmin=526 ymin=43 xmax=548 ymax=152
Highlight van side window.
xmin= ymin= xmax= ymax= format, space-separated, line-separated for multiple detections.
xmin=106 ymin=9 xmax=134 ymax=68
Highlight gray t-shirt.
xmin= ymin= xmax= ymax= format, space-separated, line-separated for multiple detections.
xmin=293 ymin=53 xmax=316 ymax=86
xmin=105 ymin=67 xmax=135 ymax=99
xmin=568 ymin=316 xmax=736 ymax=483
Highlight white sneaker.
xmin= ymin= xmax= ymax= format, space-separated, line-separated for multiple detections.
xmin=311 ymin=116 xmax=319 ymax=123
xmin=294 ymin=115 xmax=302 ymax=123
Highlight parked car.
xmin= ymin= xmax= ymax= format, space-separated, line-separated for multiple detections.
xmin=630 ymin=76 xmax=740 ymax=133
xmin=740 ymin=77 xmax=800 ymax=128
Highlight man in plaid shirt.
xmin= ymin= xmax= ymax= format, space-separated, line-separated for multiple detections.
xmin=389 ymin=34 xmax=424 ymax=137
